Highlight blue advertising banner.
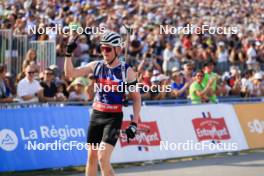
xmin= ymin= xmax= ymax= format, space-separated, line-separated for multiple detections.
xmin=0 ymin=106 xmax=90 ymax=172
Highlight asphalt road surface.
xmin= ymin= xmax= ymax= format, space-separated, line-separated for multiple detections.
xmin=71 ymin=150 xmax=264 ymax=176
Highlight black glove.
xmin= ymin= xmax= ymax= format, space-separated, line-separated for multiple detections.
xmin=65 ymin=36 xmax=78 ymax=57
xmin=125 ymin=122 xmax=137 ymax=143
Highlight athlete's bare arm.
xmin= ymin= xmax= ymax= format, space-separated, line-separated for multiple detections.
xmin=127 ymin=67 xmax=141 ymax=123
xmin=64 ymin=56 xmax=97 ymax=79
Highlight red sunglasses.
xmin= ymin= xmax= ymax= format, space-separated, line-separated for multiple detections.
xmin=100 ymin=46 xmax=112 ymax=53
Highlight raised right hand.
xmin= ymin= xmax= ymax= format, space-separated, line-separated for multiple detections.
xmin=65 ymin=36 xmax=79 ymax=56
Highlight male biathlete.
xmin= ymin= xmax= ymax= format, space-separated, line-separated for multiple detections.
xmin=64 ymin=32 xmax=141 ymax=176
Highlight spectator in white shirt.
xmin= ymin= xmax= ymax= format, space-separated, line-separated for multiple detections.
xmin=246 ymin=41 xmax=257 ymax=70
xmin=17 ymin=65 xmax=43 ymax=103
xmin=216 ymin=42 xmax=229 ymax=73
xmin=162 ymin=43 xmax=180 ymax=75
xmin=240 ymin=71 xmax=254 ymax=97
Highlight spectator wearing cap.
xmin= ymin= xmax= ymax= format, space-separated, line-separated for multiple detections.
xmin=0 ymin=64 xmax=14 ymax=103
xmin=49 ymin=64 xmax=63 ymax=85
xmin=150 ymin=76 xmax=161 ymax=100
xmin=249 ymin=72 xmax=264 ymax=97
xmin=150 ymin=69 xmax=160 ymax=83
xmin=189 ymin=70 xmax=216 ymax=104
xmin=170 ymin=70 xmax=190 ymax=99
xmin=158 ymin=74 xmax=170 ymax=99
xmin=202 ymin=61 xmax=218 ymax=103
xmin=68 ymin=78 xmax=88 ymax=102
xmin=149 ymin=74 xmax=169 ymax=100
xmin=17 ymin=65 xmax=43 ymax=103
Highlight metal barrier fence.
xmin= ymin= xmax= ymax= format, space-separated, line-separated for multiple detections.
xmin=12 ymin=35 xmax=28 ymax=75
xmin=0 ymin=96 xmax=263 ymax=109
xmin=0 ymin=29 xmax=56 ymax=75
xmin=0 ymin=30 xmax=12 ymax=72
xmin=30 ymin=40 xmax=56 ymax=72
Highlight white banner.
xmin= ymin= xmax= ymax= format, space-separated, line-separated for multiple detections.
xmin=111 ymin=104 xmax=248 ymax=163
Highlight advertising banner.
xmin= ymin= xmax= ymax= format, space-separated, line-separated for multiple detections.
xmin=111 ymin=104 xmax=248 ymax=163
xmin=0 ymin=106 xmax=90 ymax=172
xmin=234 ymin=103 xmax=264 ymax=149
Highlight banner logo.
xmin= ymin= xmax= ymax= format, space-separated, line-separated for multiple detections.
xmin=0 ymin=129 xmax=18 ymax=151
xmin=248 ymin=119 xmax=264 ymax=134
xmin=192 ymin=112 xmax=231 ymax=142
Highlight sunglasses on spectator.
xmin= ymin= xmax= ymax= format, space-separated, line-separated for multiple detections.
xmin=27 ymin=71 xmax=35 ymax=74
xmin=100 ymin=46 xmax=112 ymax=53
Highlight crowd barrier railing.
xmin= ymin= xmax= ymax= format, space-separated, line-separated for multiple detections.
xmin=1 ymin=96 xmax=263 ymax=109
xmin=0 ymin=30 xmax=12 ymax=72
xmin=0 ymin=29 xmax=56 ymax=76
xmin=12 ymin=35 xmax=28 ymax=75
xmin=30 ymin=40 xmax=56 ymax=72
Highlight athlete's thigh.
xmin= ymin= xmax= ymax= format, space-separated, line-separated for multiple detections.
xmin=102 ymin=112 xmax=123 ymax=146
xmin=87 ymin=110 xmax=106 ymax=145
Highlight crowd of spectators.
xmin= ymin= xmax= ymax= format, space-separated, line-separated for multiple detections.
xmin=0 ymin=0 xmax=264 ymax=104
